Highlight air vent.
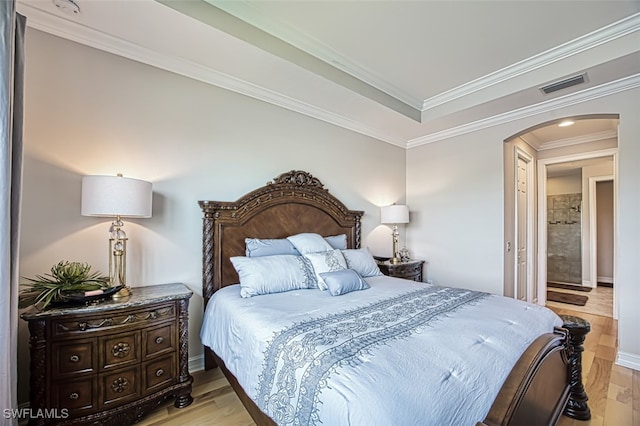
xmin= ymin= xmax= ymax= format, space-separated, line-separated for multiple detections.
xmin=540 ymin=73 xmax=587 ymax=95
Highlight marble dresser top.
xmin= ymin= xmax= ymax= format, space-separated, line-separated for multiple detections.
xmin=21 ymin=282 xmax=193 ymax=320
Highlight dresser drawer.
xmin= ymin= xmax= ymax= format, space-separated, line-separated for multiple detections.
xmin=100 ymin=331 xmax=140 ymax=371
xmin=21 ymin=284 xmax=193 ymax=424
xmin=51 ymin=376 xmax=97 ymax=415
xmin=143 ymin=323 xmax=175 ymax=360
xmin=144 ymin=355 xmax=176 ymax=394
xmin=395 ymin=263 xmax=422 ymax=280
xmin=52 ymin=338 xmax=96 ymax=378
xmin=377 ymin=259 xmax=424 ymax=282
xmin=100 ymin=366 xmax=140 ymax=408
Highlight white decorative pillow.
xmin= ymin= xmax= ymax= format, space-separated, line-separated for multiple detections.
xmin=230 ymin=255 xmax=317 ymax=298
xmin=320 ymin=269 xmax=370 ymax=296
xmin=341 ymin=248 xmax=383 ymax=277
xmin=287 ymin=233 xmax=334 ymax=255
xmin=303 ymin=249 xmax=348 ymax=290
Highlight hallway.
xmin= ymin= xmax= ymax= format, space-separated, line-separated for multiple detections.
xmin=546 ymin=285 xmax=613 ymax=318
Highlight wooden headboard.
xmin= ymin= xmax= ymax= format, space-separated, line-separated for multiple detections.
xmin=199 ymin=170 xmax=364 ymax=308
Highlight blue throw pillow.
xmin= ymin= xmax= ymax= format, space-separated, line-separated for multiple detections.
xmin=230 ymin=255 xmax=317 ymax=297
xmin=319 ymin=269 xmax=370 ymax=296
xmin=325 ymin=234 xmax=347 ymax=250
xmin=245 ymin=238 xmax=301 ymax=257
xmin=341 ymin=248 xmax=383 ymax=277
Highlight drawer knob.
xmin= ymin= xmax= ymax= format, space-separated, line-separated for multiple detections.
xmin=111 ymin=377 xmax=130 ymax=393
xmin=112 ymin=342 xmax=131 ymax=358
xmin=155 ymin=368 xmax=164 ymax=377
xmin=69 ymin=392 xmax=79 ymax=400
xmin=69 ymin=355 xmax=80 ymax=363
xmin=155 ymin=337 xmax=164 ymax=344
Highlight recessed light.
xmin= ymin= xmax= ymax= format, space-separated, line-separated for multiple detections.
xmin=52 ymin=0 xmax=80 ymax=15
xmin=558 ymin=120 xmax=575 ymax=127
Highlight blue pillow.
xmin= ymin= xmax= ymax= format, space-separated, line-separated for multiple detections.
xmin=319 ymin=269 xmax=370 ymax=296
xmin=245 ymin=234 xmax=347 ymax=257
xmin=230 ymin=255 xmax=317 ymax=297
xmin=325 ymin=234 xmax=347 ymax=250
xmin=341 ymin=248 xmax=383 ymax=277
xmin=245 ymin=238 xmax=301 ymax=257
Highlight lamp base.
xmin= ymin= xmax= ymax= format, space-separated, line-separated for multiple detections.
xmin=112 ymin=286 xmax=132 ymax=299
xmin=390 ymin=257 xmax=403 ymax=264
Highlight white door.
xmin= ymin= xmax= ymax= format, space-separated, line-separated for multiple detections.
xmin=516 ymin=156 xmax=528 ymax=301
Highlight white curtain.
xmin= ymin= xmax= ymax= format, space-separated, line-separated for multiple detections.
xmin=1 ymin=1 xmax=25 ymax=424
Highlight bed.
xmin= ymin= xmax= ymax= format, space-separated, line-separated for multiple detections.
xmin=198 ymin=170 xmax=590 ymax=426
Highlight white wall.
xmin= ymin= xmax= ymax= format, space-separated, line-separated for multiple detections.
xmin=547 ymin=174 xmax=581 ymax=195
xmin=17 ymin=30 xmax=407 ymax=403
xmin=407 ymin=86 xmax=640 ymax=371
xmin=406 ymin=133 xmax=505 ymax=294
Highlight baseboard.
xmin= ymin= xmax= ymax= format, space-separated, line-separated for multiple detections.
xmin=189 ymin=354 xmax=205 ymax=373
xmin=616 ymin=351 xmax=640 ymax=372
xmin=597 ymin=276 xmax=613 ymax=284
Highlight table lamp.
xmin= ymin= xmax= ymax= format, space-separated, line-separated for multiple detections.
xmin=81 ymin=174 xmax=152 ymax=298
xmin=381 ymin=204 xmax=409 ymax=264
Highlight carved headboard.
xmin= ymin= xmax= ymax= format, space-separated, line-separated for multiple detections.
xmin=199 ymin=170 xmax=364 ymax=308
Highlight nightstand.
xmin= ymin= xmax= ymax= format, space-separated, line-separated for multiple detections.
xmin=376 ymin=259 xmax=425 ymax=282
xmin=21 ymin=283 xmax=193 ymax=425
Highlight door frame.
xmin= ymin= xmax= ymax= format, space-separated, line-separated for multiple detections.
xmin=537 ymin=148 xmax=618 ymax=317
xmin=588 ymin=174 xmax=615 ymax=309
xmin=514 ymin=147 xmax=536 ymax=302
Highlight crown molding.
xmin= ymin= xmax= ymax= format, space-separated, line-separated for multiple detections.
xmin=538 ymin=129 xmax=618 ymax=151
xmin=421 ymin=13 xmax=640 ymax=111
xmin=18 ymin=2 xmax=640 ymax=151
xmin=407 ymin=73 xmax=640 ymax=149
xmin=209 ymin=0 xmax=425 ymax=111
xmin=18 ymin=2 xmax=406 ymax=148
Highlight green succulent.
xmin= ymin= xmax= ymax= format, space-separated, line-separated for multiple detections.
xmin=19 ymin=261 xmax=110 ymax=309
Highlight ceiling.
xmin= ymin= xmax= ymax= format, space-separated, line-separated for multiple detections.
xmin=16 ymin=0 xmax=640 ymax=148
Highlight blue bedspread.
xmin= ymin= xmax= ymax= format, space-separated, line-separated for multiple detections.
xmin=256 ymin=286 xmax=487 ymax=425
xmin=201 ymin=276 xmax=562 ymax=425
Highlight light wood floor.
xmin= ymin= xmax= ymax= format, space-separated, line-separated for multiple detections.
xmin=139 ymin=305 xmax=638 ymax=426
xmin=550 ymin=306 xmax=639 ymax=426
xmin=547 ymin=285 xmax=613 ymax=318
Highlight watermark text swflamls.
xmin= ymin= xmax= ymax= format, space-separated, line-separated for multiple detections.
xmin=3 ymin=408 xmax=69 ymax=420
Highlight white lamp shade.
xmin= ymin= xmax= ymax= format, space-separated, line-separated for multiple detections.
xmin=81 ymin=175 xmax=153 ymax=218
xmin=381 ymin=204 xmax=409 ymax=224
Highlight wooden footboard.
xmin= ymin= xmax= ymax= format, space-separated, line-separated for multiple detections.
xmin=480 ymin=316 xmax=591 ymax=425
xmin=213 ymin=322 xmax=590 ymax=426
xmin=479 ymin=329 xmax=570 ymax=425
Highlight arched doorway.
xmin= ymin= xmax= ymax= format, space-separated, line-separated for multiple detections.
xmin=504 ymin=114 xmax=618 ymax=318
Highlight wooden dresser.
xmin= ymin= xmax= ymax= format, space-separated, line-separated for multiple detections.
xmin=376 ymin=259 xmax=425 ymax=282
xmin=21 ymin=283 xmax=193 ymax=425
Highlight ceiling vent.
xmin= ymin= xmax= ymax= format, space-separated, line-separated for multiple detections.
xmin=540 ymin=73 xmax=587 ymax=95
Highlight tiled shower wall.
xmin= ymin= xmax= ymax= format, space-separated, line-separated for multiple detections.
xmin=547 ymin=193 xmax=582 ymax=284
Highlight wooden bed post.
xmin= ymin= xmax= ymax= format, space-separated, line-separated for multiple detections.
xmin=201 ymin=205 xmax=218 ymax=370
xmin=560 ymin=314 xmax=591 ymax=421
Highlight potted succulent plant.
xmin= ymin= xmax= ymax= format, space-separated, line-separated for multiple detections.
xmin=19 ymin=261 xmax=111 ymax=309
